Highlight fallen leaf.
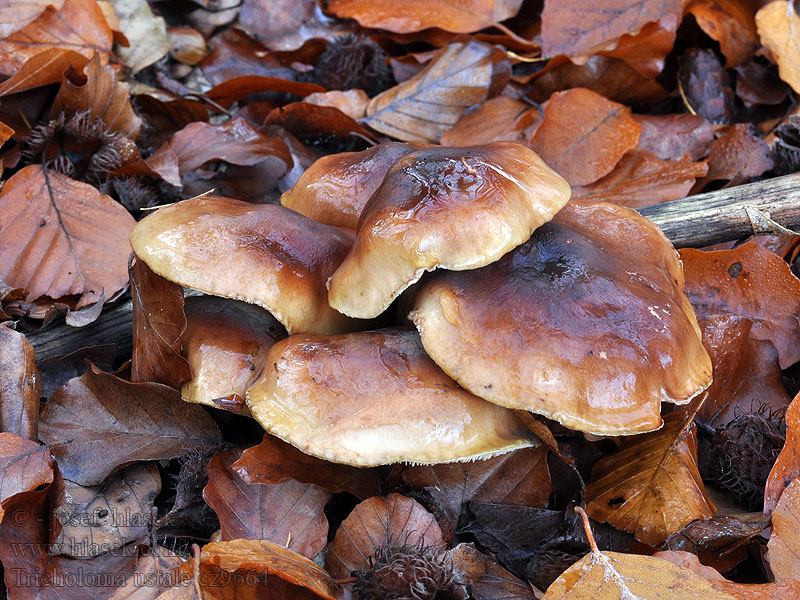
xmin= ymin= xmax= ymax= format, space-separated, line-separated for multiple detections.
xmin=766 ymin=477 xmax=800 ymax=580
xmin=440 ymin=95 xmax=540 ymax=146
xmin=0 ymin=0 xmax=113 ymax=76
xmin=203 ymin=447 xmax=331 ymax=559
xmin=110 ymin=547 xmax=185 ymax=599
xmin=572 ymin=148 xmax=707 ymax=208
xmin=687 ymin=0 xmax=758 ymax=67
xmin=680 ymin=243 xmax=800 ymax=368
xmin=233 ymin=434 xmax=382 ymax=499
xmin=39 ymin=364 xmax=222 ymax=486
xmin=634 ymin=113 xmax=714 ymax=161
xmin=199 ymin=28 xmax=297 ymax=84
xmin=303 ymin=89 xmax=370 ymax=120
xmin=364 ymin=40 xmax=510 ymax=143
xmin=734 ymin=60 xmax=789 ymax=106
xmin=701 ymin=123 xmax=774 ymax=185
xmin=264 ymin=101 xmax=378 ymax=147
xmin=0 ymin=120 xmax=13 ymax=144
xmin=586 ymin=410 xmax=716 ymax=546
xmin=756 ymin=0 xmax=800 ymax=94
xmin=0 ymin=326 xmax=40 ymax=440
xmin=600 ymin=18 xmax=678 ymax=78
xmin=0 ymin=433 xmax=53 ymax=522
xmin=447 ymin=543 xmax=538 ymax=600
xmin=130 ymin=257 xmax=192 ymax=390
xmin=111 ymin=0 xmax=169 ymax=73
xmin=0 ymin=0 xmax=65 ymax=38
xmin=0 ymin=49 xmax=88 ymax=96
xmin=0 ymin=165 xmax=135 ymax=310
xmin=204 ymin=75 xmax=325 ymax=108
xmin=679 ymin=47 xmax=735 ymax=125
xmin=326 ymin=493 xmax=445 ymax=578
xmin=530 ymin=88 xmax=641 ymax=186
xmin=764 ymin=393 xmax=800 ymax=515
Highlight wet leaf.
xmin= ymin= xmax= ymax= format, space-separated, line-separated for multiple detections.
xmin=702 ymin=123 xmax=774 ymax=185
xmin=0 ymin=433 xmax=53 ymax=522
xmin=39 ymin=364 xmax=221 ymax=486
xmin=447 ymin=543 xmax=537 ymax=600
xmin=0 ymin=0 xmax=64 ymax=38
xmin=687 ymin=0 xmax=758 ymax=67
xmin=0 ymin=49 xmax=88 ymax=96
xmin=203 ymin=447 xmax=331 ymax=559
xmin=0 ymin=165 xmax=135 ymax=310
xmin=530 ymin=88 xmax=641 ymax=186
xmin=440 ymin=96 xmax=540 ymax=146
xmin=111 ymin=0 xmax=169 ymax=73
xmin=756 ymin=0 xmax=800 ymax=94
xmin=585 ymin=411 xmax=716 ymax=546
xmin=764 ymin=393 xmax=800 ymax=515
xmin=0 ymin=326 xmax=40 ymax=440
xmin=766 ymin=477 xmax=800 ymax=581
xmin=634 ymin=113 xmax=714 ymax=161
xmin=364 ymin=40 xmax=510 ymax=143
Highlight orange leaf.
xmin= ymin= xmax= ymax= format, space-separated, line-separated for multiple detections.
xmin=0 ymin=433 xmax=53 ymax=523
xmin=764 ymin=393 xmax=800 ymax=515
xmin=766 ymin=477 xmax=800 ymax=581
xmin=0 ymin=0 xmax=64 ymax=38
xmin=0 ymin=49 xmax=88 ymax=96
xmin=440 ymin=96 xmax=541 ymax=146
xmin=756 ymin=0 xmax=800 ymax=94
xmin=687 ymin=0 xmax=758 ymax=67
xmin=701 ymin=123 xmax=774 ymax=185
xmin=530 ymin=88 xmax=641 ymax=186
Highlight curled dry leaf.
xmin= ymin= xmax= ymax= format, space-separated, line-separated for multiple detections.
xmin=264 ymin=101 xmax=379 ymax=147
xmin=600 ymin=18 xmax=678 ymax=79
xmin=203 ymin=448 xmax=331 ymax=559
xmin=39 ymin=364 xmax=222 ymax=486
xmin=687 ymin=0 xmax=758 ymax=67
xmin=364 ymin=40 xmax=510 ymax=143
xmin=204 ymin=75 xmax=325 ymax=108
xmin=111 ymin=0 xmax=169 ymax=73
xmin=0 ymin=0 xmax=64 ymax=38
xmin=440 ymin=96 xmax=540 ymax=146
xmin=680 ymin=243 xmax=800 ymax=369
xmin=130 ymin=257 xmax=192 ymax=390
xmin=0 ymin=326 xmax=40 ymax=440
xmin=0 ymin=0 xmax=113 ymax=76
xmin=764 ymin=393 xmax=800 ymax=515
xmin=530 ymin=88 xmax=641 ymax=186
xmin=572 ymin=148 xmax=708 ymax=208
xmin=766 ymin=477 xmax=800 ymax=581
xmin=586 ymin=411 xmax=716 ymax=546
xmin=701 ymin=124 xmax=774 ymax=185
xmin=0 ymin=165 xmax=135 ymax=310
xmin=447 ymin=543 xmax=537 ymax=600
xmin=326 ymin=0 xmax=523 ymax=34
xmin=756 ymin=1 xmax=800 ymax=94
xmin=303 ymin=89 xmax=370 ymax=120
xmin=326 ymin=493 xmax=445 ymax=579
xmin=0 ymin=433 xmax=53 ymax=522
xmin=0 ymin=49 xmax=88 ymax=97
xmin=634 ymin=113 xmax=714 ymax=161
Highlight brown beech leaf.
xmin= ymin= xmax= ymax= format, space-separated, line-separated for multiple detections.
xmin=0 ymin=433 xmax=53 ymax=521
xmin=599 ymin=18 xmax=678 ymax=79
xmin=734 ymin=60 xmax=789 ymax=106
xmin=530 ymin=88 xmax=641 ymax=186
xmin=326 ymin=493 xmax=445 ymax=579
xmin=364 ymin=40 xmax=510 ymax=143
xmin=756 ymin=1 xmax=800 ymax=94
xmin=233 ymin=434 xmax=382 ymax=500
xmin=110 ymin=546 xmax=185 ymax=599
xmin=303 ymin=89 xmax=370 ymax=120
xmin=0 ymin=326 xmax=40 ymax=440
xmin=0 ymin=165 xmax=135 ymax=309
xmin=586 ymin=411 xmax=715 ymax=546
xmin=204 ymin=75 xmax=325 ymax=108
xmin=702 ymin=123 xmax=774 ymax=185
xmin=697 ymin=316 xmax=789 ymax=428
xmin=680 ymin=243 xmax=800 ymax=368
xmin=199 ymin=29 xmax=297 ymax=84
xmin=401 ymin=446 xmax=550 ymax=536
xmin=39 ymin=364 xmax=222 ymax=486
xmin=572 ymin=148 xmax=707 ymax=208
xmin=539 ymin=0 xmax=681 ymax=61
xmin=203 ymin=448 xmax=331 ymax=559
xmin=51 ymin=53 xmax=142 ymax=139
xmin=764 ymin=393 xmax=800 ymax=515
xmin=634 ymin=113 xmax=714 ymax=161
xmin=447 ymin=543 xmax=537 ymax=599
xmin=440 ymin=96 xmax=540 ymax=146
xmin=0 ymin=0 xmax=64 ymax=38
xmin=130 ymin=257 xmax=191 ymax=390
xmin=199 ymin=539 xmax=337 ymax=600
xmin=0 ymin=49 xmax=88 ymax=96
xmin=326 ymin=0 xmax=523 ymax=34
xmin=0 ymin=120 xmax=12 ymax=143
xmin=264 ymin=101 xmax=379 ymax=146
xmin=766 ymin=476 xmax=800 ymax=581
xmin=687 ymin=0 xmax=758 ymax=67
xmin=0 ymin=0 xmax=113 ymax=76
xmin=52 ymin=462 xmax=160 ymax=558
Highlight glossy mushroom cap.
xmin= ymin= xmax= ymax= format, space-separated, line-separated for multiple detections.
xmin=410 ymin=200 xmax=713 ymax=436
xmin=280 ymin=142 xmax=422 ymax=230
xmin=130 ymin=196 xmax=361 ymax=335
xmin=246 ymin=328 xmax=534 ymax=466
xmin=327 ymin=142 xmax=571 ymax=319
xmin=181 ymin=296 xmax=285 ymax=413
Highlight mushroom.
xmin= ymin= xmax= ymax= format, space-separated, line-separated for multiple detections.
xmin=246 ymin=328 xmax=534 ymax=466
xmin=281 ymin=142 xmax=423 ymax=230
xmin=130 ymin=196 xmax=362 ymax=335
xmin=181 ymin=296 xmax=285 ymax=413
xmin=410 ymin=199 xmax=712 ymax=436
xmin=327 ymin=142 xmax=571 ymax=319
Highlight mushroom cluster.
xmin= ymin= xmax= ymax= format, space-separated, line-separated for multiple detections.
xmin=130 ymin=141 xmax=712 ymax=466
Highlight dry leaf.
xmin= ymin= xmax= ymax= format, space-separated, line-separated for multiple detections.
xmin=586 ymin=411 xmax=716 ymax=546
xmin=0 ymin=326 xmax=40 ymax=440
xmin=204 ymin=75 xmax=325 ymax=108
xmin=110 ymin=547 xmax=185 ymax=599
xmin=364 ymin=40 xmax=510 ymax=143
xmin=39 ymin=364 xmax=222 ymax=486
xmin=303 ymin=89 xmax=370 ymax=120
xmin=756 ymin=0 xmax=800 ymax=94
xmin=440 ymin=96 xmax=540 ymax=146
xmin=530 ymin=88 xmax=641 ymax=186
xmin=601 ymin=19 xmax=678 ymax=79
xmin=0 ymin=0 xmax=113 ymax=76
xmin=111 ymin=0 xmax=169 ymax=73
xmin=766 ymin=477 xmax=800 ymax=581
xmin=447 ymin=543 xmax=538 ymax=600
xmin=0 ymin=433 xmax=53 ymax=522
xmin=734 ymin=60 xmax=789 ymax=106
xmin=264 ymin=101 xmax=379 ymax=147
xmin=687 ymin=0 xmax=758 ymax=67
xmin=0 ymin=165 xmax=135 ymax=310
xmin=0 ymin=120 xmax=13 ymax=144
xmin=701 ymin=124 xmax=774 ymax=185
xmin=764 ymin=393 xmax=800 ymax=515
xmin=679 ymin=48 xmax=735 ymax=125
xmin=0 ymin=49 xmax=88 ymax=96
xmin=203 ymin=448 xmax=331 ymax=559
xmin=0 ymin=0 xmax=65 ymax=38
xmin=634 ymin=113 xmax=714 ymax=161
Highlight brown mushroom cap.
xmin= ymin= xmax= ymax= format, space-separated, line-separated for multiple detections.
xmin=181 ymin=296 xmax=285 ymax=413
xmin=280 ymin=142 xmax=422 ymax=229
xmin=130 ymin=196 xmax=360 ymax=335
xmin=327 ymin=142 xmax=571 ymax=319
xmin=246 ymin=328 xmax=534 ymax=466
xmin=410 ymin=200 xmax=712 ymax=436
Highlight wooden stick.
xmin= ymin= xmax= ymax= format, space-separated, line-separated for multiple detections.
xmin=26 ymin=172 xmax=800 ymax=363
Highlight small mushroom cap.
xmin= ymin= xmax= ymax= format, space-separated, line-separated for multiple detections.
xmin=280 ymin=142 xmax=422 ymax=230
xmin=130 ymin=196 xmax=360 ymax=335
xmin=328 ymin=142 xmax=571 ymax=318
xmin=181 ymin=296 xmax=285 ymax=413
xmin=246 ymin=328 xmax=534 ymax=467
xmin=411 ymin=200 xmax=712 ymax=436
